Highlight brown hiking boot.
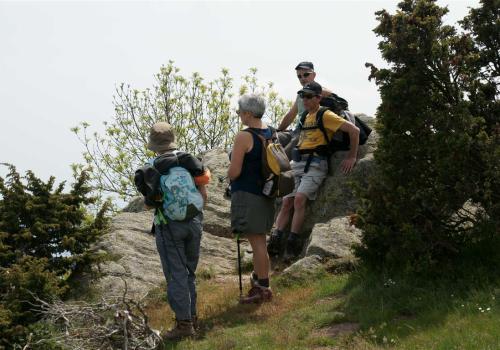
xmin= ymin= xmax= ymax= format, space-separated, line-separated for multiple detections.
xmin=239 ymin=286 xmax=273 ymax=304
xmin=163 ymin=319 xmax=195 ymax=340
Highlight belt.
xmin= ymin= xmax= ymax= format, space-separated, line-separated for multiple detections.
xmin=296 ymin=154 xmax=326 ymax=162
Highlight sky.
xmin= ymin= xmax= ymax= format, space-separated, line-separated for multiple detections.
xmin=0 ymin=0 xmax=478 ymax=188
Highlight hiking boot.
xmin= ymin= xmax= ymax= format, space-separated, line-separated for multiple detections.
xmin=267 ymin=230 xmax=285 ymax=256
xmin=163 ymin=319 xmax=195 ymax=340
xmin=284 ymin=234 xmax=303 ymax=262
xmin=239 ymin=285 xmax=273 ymax=304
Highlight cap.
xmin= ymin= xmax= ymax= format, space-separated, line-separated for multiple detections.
xmin=297 ymin=81 xmax=322 ymax=96
xmin=295 ymin=61 xmax=314 ymax=70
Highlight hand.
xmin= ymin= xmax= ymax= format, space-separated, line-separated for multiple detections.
xmin=340 ymin=157 xmax=357 ymax=174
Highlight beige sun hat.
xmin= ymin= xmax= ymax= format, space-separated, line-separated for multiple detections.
xmin=147 ymin=122 xmax=178 ymax=153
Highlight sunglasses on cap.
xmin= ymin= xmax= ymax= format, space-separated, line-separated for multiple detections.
xmin=297 ymin=72 xmax=313 ymax=79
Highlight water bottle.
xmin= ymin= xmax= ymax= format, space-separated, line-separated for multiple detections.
xmin=262 ymin=179 xmax=274 ymax=196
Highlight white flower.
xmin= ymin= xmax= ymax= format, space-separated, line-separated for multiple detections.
xmin=405 ymin=130 xmax=411 ymax=135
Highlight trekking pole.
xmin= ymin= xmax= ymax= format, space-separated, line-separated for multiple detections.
xmin=236 ymin=233 xmax=243 ymax=299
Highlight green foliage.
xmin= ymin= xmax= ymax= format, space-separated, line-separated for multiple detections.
xmin=73 ymin=61 xmax=291 ymax=201
xmin=0 ymin=164 xmax=110 ymax=348
xmin=357 ymin=0 xmax=499 ymax=272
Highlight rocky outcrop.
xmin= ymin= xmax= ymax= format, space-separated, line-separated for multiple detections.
xmin=89 ymin=114 xmax=377 ymax=298
xmin=200 ymin=148 xmax=233 ymax=238
xmin=305 ymin=217 xmax=362 ymax=259
xmin=283 ymin=216 xmax=362 ymax=276
xmin=91 ymin=210 xmax=249 ymax=299
xmin=301 ymin=114 xmax=378 ymax=233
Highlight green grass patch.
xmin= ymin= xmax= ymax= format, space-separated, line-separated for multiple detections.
xmin=145 ymin=266 xmax=500 ymax=349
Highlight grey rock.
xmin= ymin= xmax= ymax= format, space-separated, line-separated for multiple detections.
xmin=200 ymin=148 xmax=233 ymax=238
xmin=301 ymin=115 xmax=378 ymax=233
xmin=305 ymin=216 xmax=362 ymax=260
xmin=122 ymin=196 xmax=147 ymax=213
xmin=91 ymin=210 xmax=250 ymax=299
xmin=282 ymin=254 xmax=323 ymax=276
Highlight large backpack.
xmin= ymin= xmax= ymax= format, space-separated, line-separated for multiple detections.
xmin=299 ymin=93 xmax=372 ymax=153
xmin=134 ymin=151 xmax=203 ymax=221
xmin=296 ymin=94 xmax=372 ymax=173
xmin=245 ymin=128 xmax=294 ymax=198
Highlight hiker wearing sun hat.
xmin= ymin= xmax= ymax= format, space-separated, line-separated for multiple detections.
xmin=142 ymin=121 xmax=211 ymax=340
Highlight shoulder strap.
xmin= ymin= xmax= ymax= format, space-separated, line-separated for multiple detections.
xmin=316 ymin=107 xmax=330 ymax=144
xmin=298 ymin=110 xmax=309 ymax=130
xmin=244 ymin=128 xmax=269 ymax=144
xmin=171 ymin=150 xmax=180 ymax=166
xmin=152 ymin=151 xmax=180 ymax=174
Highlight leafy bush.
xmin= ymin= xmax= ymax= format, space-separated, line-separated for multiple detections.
xmin=73 ymin=62 xmax=291 ymax=200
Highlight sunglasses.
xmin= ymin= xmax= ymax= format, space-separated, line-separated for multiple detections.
xmin=297 ymin=72 xmax=313 ymax=79
xmin=299 ymin=92 xmax=318 ymax=99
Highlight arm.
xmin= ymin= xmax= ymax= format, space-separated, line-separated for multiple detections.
xmin=227 ymin=131 xmax=252 ymax=181
xmin=338 ymin=121 xmax=360 ymax=174
xmin=197 ymin=183 xmax=208 ymax=207
xmin=194 ymin=168 xmax=211 ymax=206
xmin=277 ymin=100 xmax=298 ymax=131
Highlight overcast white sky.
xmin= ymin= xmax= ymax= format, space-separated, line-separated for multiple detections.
xmin=0 ymin=0 xmax=478 ymax=186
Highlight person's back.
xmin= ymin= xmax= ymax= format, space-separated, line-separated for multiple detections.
xmin=143 ymin=122 xmax=210 ymax=340
xmin=230 ymin=127 xmax=272 ymax=195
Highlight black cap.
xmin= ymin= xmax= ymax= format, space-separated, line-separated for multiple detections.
xmin=298 ymin=81 xmax=322 ymax=96
xmin=295 ymin=61 xmax=314 ymax=70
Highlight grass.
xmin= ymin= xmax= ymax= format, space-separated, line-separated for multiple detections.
xmin=143 ymin=267 xmax=500 ymax=350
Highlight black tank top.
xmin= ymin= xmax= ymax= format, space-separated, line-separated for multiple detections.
xmin=231 ymin=127 xmax=272 ymax=196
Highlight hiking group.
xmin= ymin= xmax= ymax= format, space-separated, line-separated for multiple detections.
xmin=135 ymin=61 xmax=367 ymax=340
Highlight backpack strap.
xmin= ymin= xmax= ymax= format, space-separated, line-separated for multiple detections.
xmin=298 ymin=110 xmax=308 ymax=130
xmin=244 ymin=127 xmax=272 ymax=144
xmin=316 ymin=107 xmax=330 ymax=145
xmin=244 ymin=128 xmax=272 ymax=181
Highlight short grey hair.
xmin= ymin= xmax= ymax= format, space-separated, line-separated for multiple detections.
xmin=238 ymin=94 xmax=266 ymax=118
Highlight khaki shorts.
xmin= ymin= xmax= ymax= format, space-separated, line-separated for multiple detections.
xmin=284 ymin=158 xmax=328 ymax=200
xmin=231 ymin=191 xmax=275 ymax=235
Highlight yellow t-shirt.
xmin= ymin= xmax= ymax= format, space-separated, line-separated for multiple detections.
xmin=297 ymin=109 xmax=345 ymax=150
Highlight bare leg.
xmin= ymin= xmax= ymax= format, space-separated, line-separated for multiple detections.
xmin=275 ymin=197 xmax=294 ymax=231
xmin=291 ymin=193 xmax=308 ymax=234
xmin=246 ymin=234 xmax=270 ymax=279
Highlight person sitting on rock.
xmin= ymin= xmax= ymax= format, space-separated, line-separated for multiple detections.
xmin=146 ymin=122 xmax=210 ymax=340
xmin=268 ymin=82 xmax=360 ymax=261
xmin=228 ymin=94 xmax=274 ymax=303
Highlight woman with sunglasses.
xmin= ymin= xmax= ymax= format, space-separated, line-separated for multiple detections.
xmin=228 ymin=94 xmax=274 ymax=304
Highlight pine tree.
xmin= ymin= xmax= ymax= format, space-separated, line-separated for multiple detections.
xmin=357 ymin=0 xmax=499 ymax=271
xmin=0 ymin=164 xmax=110 ymax=347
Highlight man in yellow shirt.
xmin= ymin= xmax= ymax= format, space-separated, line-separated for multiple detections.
xmin=269 ymin=82 xmax=360 ymax=260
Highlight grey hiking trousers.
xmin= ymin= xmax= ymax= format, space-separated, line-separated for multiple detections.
xmin=154 ymin=213 xmax=203 ymax=321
